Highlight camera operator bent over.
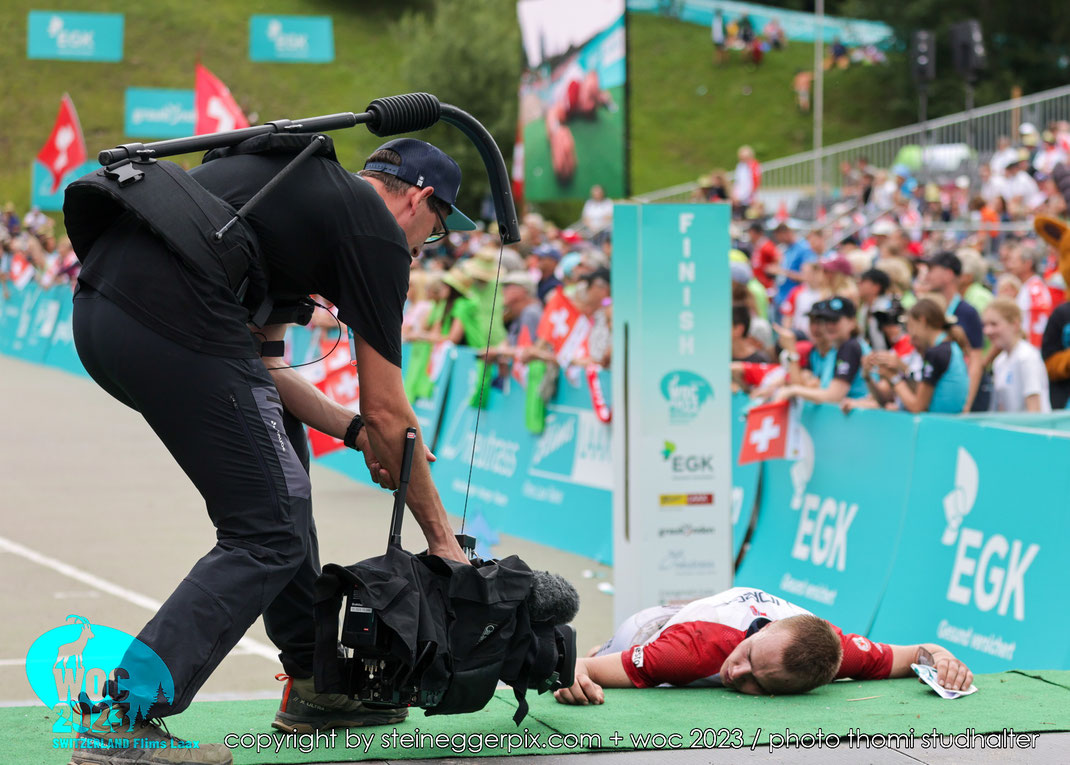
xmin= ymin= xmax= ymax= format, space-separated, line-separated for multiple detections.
xmin=67 ymin=136 xmax=471 ymax=765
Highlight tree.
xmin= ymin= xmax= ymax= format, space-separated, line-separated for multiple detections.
xmin=396 ymin=0 xmax=522 ymax=216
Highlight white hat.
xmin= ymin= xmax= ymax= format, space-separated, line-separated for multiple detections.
xmin=1019 ymin=122 xmax=1038 ymax=136
xmin=871 ymin=218 xmax=897 ymax=236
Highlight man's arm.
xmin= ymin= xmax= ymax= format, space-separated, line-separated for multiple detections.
xmin=887 ymin=643 xmax=974 ymax=692
xmin=553 ymin=653 xmax=634 ymax=705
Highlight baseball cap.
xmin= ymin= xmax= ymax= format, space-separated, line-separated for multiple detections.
xmin=871 ymin=296 xmax=904 ymax=326
xmin=809 ymin=296 xmax=856 ymax=320
xmin=923 ymin=251 xmax=962 ymax=276
xmin=871 ymin=218 xmax=896 ymax=236
xmin=820 ymin=253 xmax=853 ymax=276
xmin=363 ymin=138 xmax=477 ymax=231
xmin=533 ymin=243 xmax=562 ymax=261
xmin=502 ymin=270 xmax=536 ymax=294
xmin=581 ymin=267 xmax=611 ymax=285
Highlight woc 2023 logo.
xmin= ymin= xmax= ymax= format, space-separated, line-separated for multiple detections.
xmin=659 ymin=371 xmax=713 ymax=424
xmin=25 ymin=615 xmax=174 ymax=734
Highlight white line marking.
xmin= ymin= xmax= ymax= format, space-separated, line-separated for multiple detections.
xmin=0 ymin=535 xmax=278 ymax=663
xmin=0 ymin=659 xmax=26 ymax=667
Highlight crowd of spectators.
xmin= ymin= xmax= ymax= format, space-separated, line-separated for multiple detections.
xmin=0 ymin=202 xmax=79 ymax=298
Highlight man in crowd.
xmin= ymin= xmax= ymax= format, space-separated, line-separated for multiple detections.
xmin=919 ymin=252 xmax=988 ymax=410
xmin=745 ymin=221 xmax=780 ymax=293
xmin=770 ymin=222 xmax=816 ymax=314
xmin=534 ymin=243 xmax=564 ymax=302
xmin=66 ymin=136 xmax=474 ymax=762
xmin=857 ymin=268 xmax=892 ymax=351
xmin=731 ymin=145 xmax=760 ymax=217
xmin=581 ymin=184 xmax=614 ymax=245
xmin=1001 ymin=238 xmax=1054 ymax=348
xmin=554 ymin=587 xmax=973 ymax=704
xmin=502 ymin=271 xmax=543 ymax=346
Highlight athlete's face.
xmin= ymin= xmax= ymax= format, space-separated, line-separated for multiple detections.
xmin=718 ymin=625 xmax=797 ymax=695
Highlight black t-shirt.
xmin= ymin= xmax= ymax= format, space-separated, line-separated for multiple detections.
xmin=77 ymin=134 xmax=410 ymax=365
xmin=833 ymin=337 xmax=864 ymax=383
xmin=952 ymin=299 xmax=984 ymax=349
xmin=1041 ymin=302 xmax=1070 ymax=409
xmin=921 ymin=342 xmax=953 ymax=386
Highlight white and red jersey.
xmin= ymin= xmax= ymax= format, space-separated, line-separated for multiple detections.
xmin=1018 ymin=275 xmax=1054 ymax=348
xmin=598 ymin=587 xmax=893 ymax=688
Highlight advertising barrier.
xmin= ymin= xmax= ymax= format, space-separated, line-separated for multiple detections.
xmin=27 ymin=11 xmax=124 ymax=61
xmin=736 ymin=404 xmax=919 ymax=632
xmin=870 ymin=417 xmax=1070 ymax=673
xmin=31 ymin=160 xmax=99 ymax=212
xmin=729 ymin=393 xmax=761 ymax=559
xmin=249 ymin=15 xmax=334 ymax=63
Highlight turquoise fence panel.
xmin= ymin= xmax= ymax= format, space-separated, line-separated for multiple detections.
xmin=250 ymin=15 xmax=334 ymax=62
xmin=736 ymin=404 xmax=918 ymax=630
xmin=41 ymin=287 xmax=85 ymax=376
xmin=27 ymin=11 xmax=124 ymax=61
xmin=2 ymin=282 xmax=42 ymax=358
xmin=32 ymin=160 xmax=99 ymax=211
xmin=431 ymin=349 xmax=613 ymax=563
xmin=870 ymin=417 xmax=1070 ymax=672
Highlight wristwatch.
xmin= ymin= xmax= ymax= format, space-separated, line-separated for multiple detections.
xmin=779 ymin=350 xmax=800 ymax=365
xmin=889 ymin=374 xmax=904 ymax=386
xmin=343 ymin=414 xmax=365 ymax=450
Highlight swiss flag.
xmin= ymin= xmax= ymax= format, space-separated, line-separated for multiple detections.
xmin=511 ymin=118 xmax=524 ymax=211
xmin=195 ymin=63 xmax=250 ymax=135
xmin=36 ymin=94 xmax=87 ymax=194
xmin=9 ymin=252 xmax=35 ymax=290
xmin=738 ymin=399 xmax=801 ymax=465
xmin=537 ymin=287 xmax=591 ymax=367
xmin=308 ymin=363 xmax=361 ymax=458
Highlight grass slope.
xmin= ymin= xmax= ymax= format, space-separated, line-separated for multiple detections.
xmin=628 ymin=14 xmax=907 ymax=195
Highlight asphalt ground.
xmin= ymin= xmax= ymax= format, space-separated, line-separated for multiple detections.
xmin=3 ymin=353 xmax=1067 ymax=764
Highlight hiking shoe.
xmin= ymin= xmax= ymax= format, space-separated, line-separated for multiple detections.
xmin=272 ymin=673 xmax=407 ymax=734
xmin=68 ymin=716 xmax=232 ymax=764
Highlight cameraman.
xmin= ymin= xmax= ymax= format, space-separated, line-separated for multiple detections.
xmin=68 ymin=136 xmax=471 ymax=763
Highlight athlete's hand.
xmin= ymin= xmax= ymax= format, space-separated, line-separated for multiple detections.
xmin=549 ymin=125 xmax=577 ymax=183
xmin=553 ymin=659 xmax=605 ymax=705
xmin=926 ymin=648 xmax=974 ymax=692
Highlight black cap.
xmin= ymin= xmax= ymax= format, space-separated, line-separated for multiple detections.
xmin=364 ymin=138 xmax=476 ymax=231
xmin=808 ymin=296 xmax=856 ymax=320
xmin=924 ymin=251 xmax=962 ymax=276
xmin=871 ymin=296 xmax=904 ymax=325
xmin=581 ymin=266 xmax=611 ymax=285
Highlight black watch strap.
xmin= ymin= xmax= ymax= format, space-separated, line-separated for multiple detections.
xmin=343 ymin=415 xmax=364 ymax=450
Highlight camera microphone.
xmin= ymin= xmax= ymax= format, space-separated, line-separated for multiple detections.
xmin=527 ymin=571 xmax=579 ymax=625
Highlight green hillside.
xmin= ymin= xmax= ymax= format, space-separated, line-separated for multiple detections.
xmin=2 ymin=2 xmax=909 ymax=222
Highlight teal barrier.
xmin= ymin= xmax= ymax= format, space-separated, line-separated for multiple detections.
xmin=730 ymin=393 xmax=761 ymax=559
xmin=870 ymin=417 xmax=1070 ymax=673
xmin=736 ymin=404 xmax=919 ymax=632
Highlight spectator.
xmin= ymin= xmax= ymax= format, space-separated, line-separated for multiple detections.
xmin=2 ymin=202 xmax=18 ymax=235
xmin=793 ymin=70 xmax=813 ymax=113
xmin=955 ymin=247 xmax=993 ymax=315
xmin=462 ymin=252 xmax=506 ymax=347
xmin=765 ymin=18 xmax=785 ymax=49
xmin=983 ymin=298 xmax=1051 ymax=412
xmin=784 ymin=261 xmax=823 ymax=338
xmin=827 ymin=38 xmax=849 ymax=70
xmin=401 ymin=269 xmax=437 ymax=342
xmin=711 ymin=10 xmax=727 ymax=65
xmin=746 ymin=221 xmax=780 ymax=291
xmin=23 ymin=205 xmax=47 ymax=234
xmin=501 ymin=271 xmax=543 ymax=347
xmin=1001 ymin=239 xmax=1053 ymax=347
xmin=857 ymin=268 xmax=892 ymax=351
xmin=1033 ymin=131 xmax=1067 ymax=179
xmin=533 ymin=243 xmax=563 ymax=303
xmin=819 ymin=253 xmax=859 ymax=305
xmin=730 ymin=254 xmax=769 ymax=319
xmin=731 ymin=300 xmax=769 ymax=363
xmin=775 ymin=298 xmax=868 ymax=404
xmin=731 ymin=146 xmax=760 ymax=217
xmin=771 ymin=222 xmax=816 ymax=310
xmin=577 ymin=268 xmax=613 ymax=367
xmin=581 ymin=185 xmax=614 ymax=244
xmin=990 ymin=136 xmax=1018 ymax=175
xmin=919 ymin=252 xmax=987 ymax=410
xmin=876 ymin=298 xmax=970 ymax=414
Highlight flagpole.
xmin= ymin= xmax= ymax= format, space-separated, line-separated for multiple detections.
xmin=812 ymin=0 xmax=824 ymax=226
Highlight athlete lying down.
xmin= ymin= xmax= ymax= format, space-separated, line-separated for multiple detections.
xmin=554 ymin=587 xmax=974 ymax=705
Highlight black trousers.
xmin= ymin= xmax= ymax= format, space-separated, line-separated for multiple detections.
xmin=73 ymin=287 xmax=321 ymax=716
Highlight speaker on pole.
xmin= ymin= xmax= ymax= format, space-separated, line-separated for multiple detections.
xmin=911 ymin=29 xmax=936 ymax=83
xmin=951 ymin=19 xmax=986 ymax=82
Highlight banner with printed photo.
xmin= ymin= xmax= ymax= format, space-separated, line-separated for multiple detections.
xmin=27 ymin=11 xmax=124 ymax=61
xmin=125 ymin=88 xmax=195 ymax=138
xmin=517 ymin=0 xmax=627 ymax=201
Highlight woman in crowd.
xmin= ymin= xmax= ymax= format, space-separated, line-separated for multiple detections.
xmin=873 ymin=298 xmax=969 ymax=413
xmin=982 ymin=297 xmax=1051 ymax=412
xmin=775 ymin=297 xmax=869 ymax=404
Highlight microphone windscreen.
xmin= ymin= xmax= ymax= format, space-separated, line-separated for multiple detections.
xmin=527 ymin=570 xmax=579 ymax=625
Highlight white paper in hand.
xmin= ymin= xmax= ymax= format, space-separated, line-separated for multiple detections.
xmin=911 ymin=663 xmax=978 ymax=699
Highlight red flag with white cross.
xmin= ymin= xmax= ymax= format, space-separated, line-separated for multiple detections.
xmin=738 ymin=399 xmax=801 ymax=464
xmin=36 ymin=94 xmax=86 ymax=193
xmin=536 ymin=287 xmax=591 ymax=367
xmin=195 ymin=63 xmax=250 ymax=135
xmin=308 ymin=362 xmax=360 ymax=458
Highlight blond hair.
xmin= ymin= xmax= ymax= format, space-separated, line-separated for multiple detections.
xmin=984 ymin=296 xmax=1022 ymax=328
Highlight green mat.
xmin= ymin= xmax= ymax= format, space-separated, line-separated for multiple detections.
xmin=8 ymin=672 xmax=1070 ymax=764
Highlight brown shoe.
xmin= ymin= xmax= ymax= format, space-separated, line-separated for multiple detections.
xmin=272 ymin=673 xmax=407 ymax=734
xmin=67 ymin=714 xmax=232 ymax=765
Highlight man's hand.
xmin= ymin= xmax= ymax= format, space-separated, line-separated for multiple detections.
xmin=553 ymin=658 xmax=605 ymax=706
xmin=549 ymin=125 xmax=577 ymax=183
xmin=356 ymin=428 xmax=435 ymax=490
xmin=921 ymin=647 xmax=974 ymax=692
xmin=773 ymin=323 xmax=797 ymax=354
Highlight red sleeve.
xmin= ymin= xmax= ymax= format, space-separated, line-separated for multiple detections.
xmin=620 ymin=623 xmax=744 ymax=688
xmin=831 ymin=624 xmax=894 ymax=680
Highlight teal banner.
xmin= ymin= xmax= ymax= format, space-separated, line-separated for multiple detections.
xmin=870 ymin=417 xmax=1070 ymax=673
xmin=27 ymin=11 xmax=124 ymax=61
xmin=249 ymin=15 xmax=334 ymax=62
xmin=730 ymin=393 xmax=761 ymax=559
xmin=32 ymin=160 xmax=98 ymax=212
xmin=124 ymin=88 xmax=195 ymax=138
xmin=430 ymin=349 xmax=613 ymax=562
xmin=736 ymin=404 xmax=918 ymax=631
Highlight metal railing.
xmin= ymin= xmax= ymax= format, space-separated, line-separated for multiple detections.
xmin=634 ymin=83 xmax=1070 ymax=205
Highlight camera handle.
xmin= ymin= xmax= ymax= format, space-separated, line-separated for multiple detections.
xmin=388 ymin=428 xmax=418 ymax=549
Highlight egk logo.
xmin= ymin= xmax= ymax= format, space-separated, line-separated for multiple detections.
xmin=788 ymin=427 xmax=857 ymax=572
xmin=25 ymin=615 xmax=174 ymax=734
xmin=661 ymin=441 xmax=713 ymax=477
xmin=941 ymin=448 xmax=1039 ymax=621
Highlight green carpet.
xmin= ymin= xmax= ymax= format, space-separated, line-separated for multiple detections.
xmin=9 ymin=672 xmax=1070 ymax=764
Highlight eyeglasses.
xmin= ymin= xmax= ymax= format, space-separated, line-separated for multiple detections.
xmin=425 ymin=201 xmax=450 ymax=244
